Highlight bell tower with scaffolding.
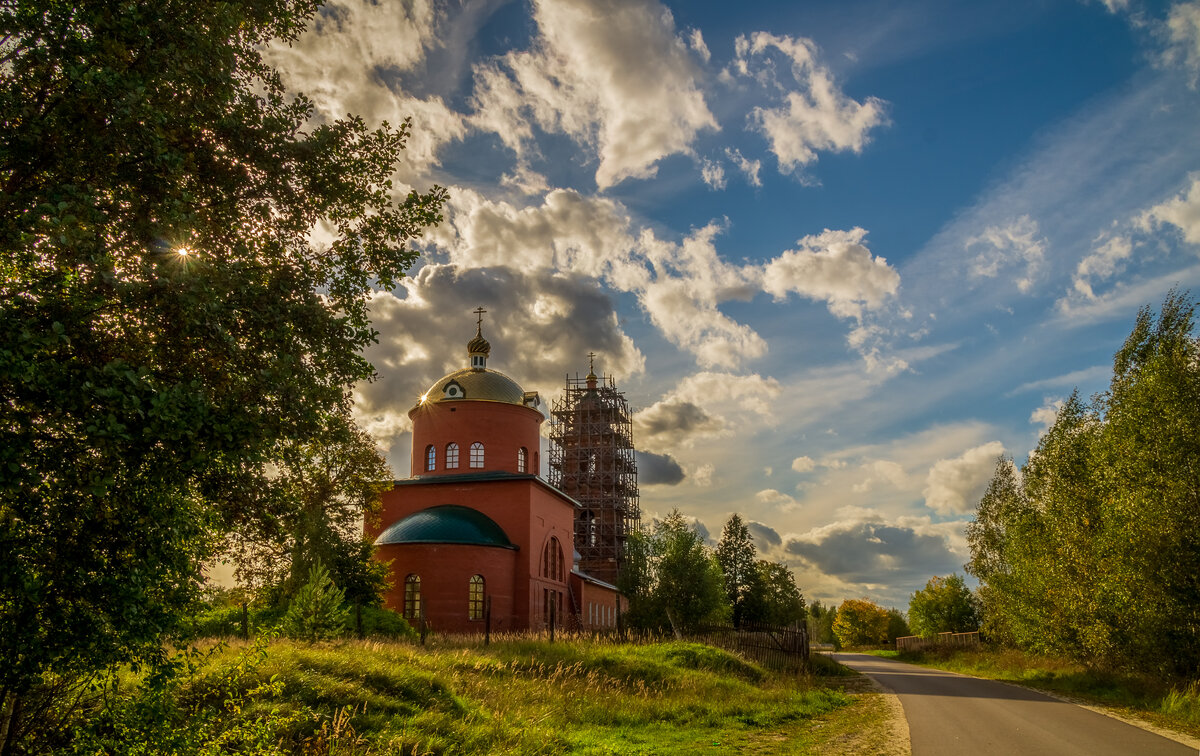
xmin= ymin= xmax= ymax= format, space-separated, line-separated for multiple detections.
xmin=548 ymin=355 xmax=641 ymax=586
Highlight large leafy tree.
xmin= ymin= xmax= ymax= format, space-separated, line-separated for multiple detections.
xmin=743 ymin=560 xmax=806 ymax=627
xmin=619 ymin=510 xmax=726 ymax=633
xmin=907 ymin=574 xmax=979 ymax=637
xmin=965 ymin=292 xmax=1200 ymax=675
xmin=223 ymin=417 xmax=391 ymax=608
xmin=652 ymin=511 xmax=727 ymax=634
xmin=0 ymin=0 xmax=445 ymax=707
xmin=832 ymin=598 xmax=890 ymax=647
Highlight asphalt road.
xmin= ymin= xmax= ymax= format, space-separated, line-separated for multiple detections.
xmin=832 ymin=652 xmax=1197 ymax=756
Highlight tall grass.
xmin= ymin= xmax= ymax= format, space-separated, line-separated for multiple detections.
xmin=56 ymin=635 xmax=857 ymax=755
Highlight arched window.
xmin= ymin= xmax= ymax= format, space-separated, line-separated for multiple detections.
xmin=425 ymin=445 xmax=436 ymax=471
xmin=517 ymin=447 xmax=527 ymax=473
xmin=543 ymin=536 xmax=564 ymax=581
xmin=468 ymin=575 xmax=485 ymax=620
xmin=533 ymin=451 xmax=539 ymax=476
xmin=404 ymin=574 xmax=421 ymax=619
xmin=445 ymin=442 xmax=459 ymax=469
xmin=469 ymin=442 xmax=484 ymax=468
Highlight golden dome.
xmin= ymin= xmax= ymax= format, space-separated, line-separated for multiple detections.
xmin=418 ymin=367 xmax=526 ymax=406
xmin=467 ymin=331 xmax=491 ymax=356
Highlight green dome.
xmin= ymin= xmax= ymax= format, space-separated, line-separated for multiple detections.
xmin=374 ymin=505 xmax=516 ymax=549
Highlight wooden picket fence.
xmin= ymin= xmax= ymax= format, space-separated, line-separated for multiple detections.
xmin=895 ymin=630 xmax=980 ymax=652
xmin=695 ymin=621 xmax=810 ymax=671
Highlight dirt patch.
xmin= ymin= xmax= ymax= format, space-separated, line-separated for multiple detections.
xmin=821 ymin=674 xmax=910 ymax=756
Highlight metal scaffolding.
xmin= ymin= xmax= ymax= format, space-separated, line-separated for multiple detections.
xmin=548 ymin=371 xmax=641 ymax=585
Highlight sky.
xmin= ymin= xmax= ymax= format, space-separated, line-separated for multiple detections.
xmin=266 ymin=0 xmax=1200 ymax=610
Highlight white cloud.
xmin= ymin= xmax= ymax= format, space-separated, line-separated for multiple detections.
xmin=965 ymin=215 xmax=1046 ymax=293
xmin=439 ymin=187 xmax=637 ymax=280
xmin=672 ymin=372 xmax=783 ymax=424
xmin=637 ymin=224 xmax=768 ymax=367
xmin=791 ymin=456 xmax=816 ymax=473
xmin=851 ymin=459 xmax=910 ymax=493
xmin=1138 ymin=175 xmax=1200 ymax=245
xmin=267 ymin=0 xmax=465 ymax=178
xmin=691 ymin=463 xmax=716 ymax=487
xmin=1073 ymin=233 xmax=1134 ymax=299
xmin=1030 ymin=397 xmax=1065 ymax=434
xmin=499 ymin=162 xmax=551 ymax=195
xmin=1163 ymin=1 xmax=1200 ymax=85
xmin=701 ymin=158 xmax=727 ymax=190
xmin=440 ymin=188 xmax=899 ymax=369
xmin=469 ymin=0 xmax=717 ymax=189
xmin=761 ymin=227 xmax=901 ymax=320
xmin=689 ymin=28 xmax=711 ymax=63
xmin=923 ymin=441 xmax=1006 ymax=515
xmin=756 ymin=488 xmax=800 ymax=512
xmin=735 ymin=32 xmax=888 ymax=175
xmin=1058 ymin=177 xmax=1200 ymax=316
xmin=725 ymin=147 xmax=763 ymax=187
xmin=1008 ymin=365 xmax=1110 ymax=395
xmin=1057 ymin=264 xmax=1200 ymax=323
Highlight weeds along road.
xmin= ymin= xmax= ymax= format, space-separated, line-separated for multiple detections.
xmin=832 ymin=652 xmax=1196 ymax=756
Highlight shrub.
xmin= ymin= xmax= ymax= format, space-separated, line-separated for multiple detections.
xmin=282 ymin=562 xmax=349 ymax=642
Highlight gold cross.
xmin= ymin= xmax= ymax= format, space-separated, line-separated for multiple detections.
xmin=588 ymin=352 xmax=596 ymax=372
xmin=474 ymin=306 xmax=487 ymax=328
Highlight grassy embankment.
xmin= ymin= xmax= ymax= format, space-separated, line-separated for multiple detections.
xmin=65 ymin=636 xmax=897 ymax=755
xmin=864 ymin=646 xmax=1200 ymax=739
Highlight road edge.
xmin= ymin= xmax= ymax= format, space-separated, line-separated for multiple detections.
xmin=865 ymin=653 xmax=1200 ymax=752
xmin=825 ymin=653 xmax=912 ymax=755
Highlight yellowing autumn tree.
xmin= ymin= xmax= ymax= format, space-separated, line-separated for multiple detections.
xmin=833 ymin=598 xmax=890 ymax=647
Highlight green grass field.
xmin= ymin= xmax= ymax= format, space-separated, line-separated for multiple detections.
xmin=64 ymin=636 xmax=895 ymax=755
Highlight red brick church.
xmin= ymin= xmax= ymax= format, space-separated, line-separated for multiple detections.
xmin=365 ymin=313 xmax=627 ymax=633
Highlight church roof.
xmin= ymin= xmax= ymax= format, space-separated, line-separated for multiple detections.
xmin=374 ymin=505 xmax=517 ymax=549
xmin=391 ymin=470 xmax=582 ymax=508
xmin=419 ymin=367 xmax=527 ymax=406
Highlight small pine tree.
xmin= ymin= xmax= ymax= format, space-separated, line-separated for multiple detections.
xmin=283 ymin=560 xmax=349 ymax=642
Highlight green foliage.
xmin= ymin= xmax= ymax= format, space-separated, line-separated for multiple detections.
xmin=714 ymin=513 xmax=759 ymax=627
xmin=907 ymin=574 xmax=979 ymax=637
xmin=185 ymin=605 xmax=283 ymax=640
xmin=353 ymin=606 xmax=417 ymax=640
xmin=966 ymin=291 xmax=1200 ymax=675
xmin=619 ymin=510 xmax=728 ymax=633
xmin=53 ymin=637 xmax=853 ymax=754
xmin=832 ymin=598 xmax=890 ymax=647
xmin=713 ymin=513 xmax=808 ymax=628
xmin=807 ymin=600 xmax=840 ymax=648
xmin=70 ymin=634 xmax=311 ymax=755
xmin=744 ymin=560 xmax=807 ymax=627
xmin=0 ymin=0 xmax=444 ymax=697
xmin=885 ymin=608 xmax=911 ymax=643
xmin=653 ymin=511 xmax=729 ymax=633
xmin=282 ymin=562 xmax=349 ymax=643
xmin=224 ymin=421 xmax=391 ymax=609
